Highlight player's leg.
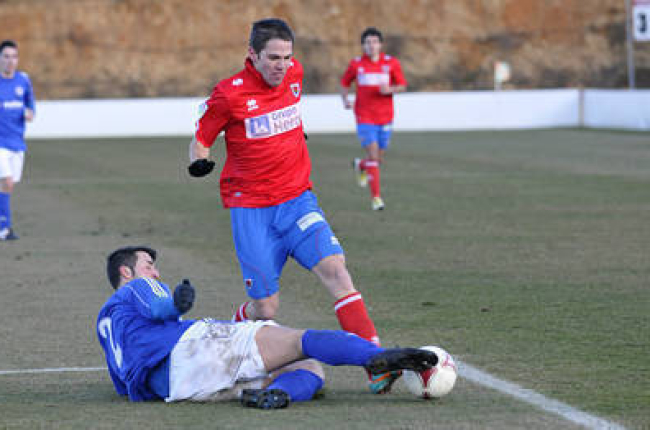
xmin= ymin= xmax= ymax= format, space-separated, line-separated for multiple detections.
xmin=373 ymin=124 xmax=392 ymax=209
xmin=352 ymin=124 xmax=372 ymax=188
xmin=364 ymin=140 xmax=384 ymax=210
xmin=230 ymin=206 xmax=287 ymax=321
xmin=278 ymin=191 xmax=380 ymax=345
xmin=248 ymin=325 xmax=439 ymax=407
xmin=354 ymin=125 xmax=384 ymax=210
xmin=0 ymin=149 xmax=20 ymax=241
xmin=312 ymin=255 xmax=380 ymax=345
xmin=280 ymin=191 xmax=400 ymax=393
xmin=245 ymin=325 xmax=323 ymax=408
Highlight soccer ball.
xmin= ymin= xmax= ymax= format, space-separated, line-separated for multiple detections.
xmin=402 ymin=346 xmax=457 ymax=399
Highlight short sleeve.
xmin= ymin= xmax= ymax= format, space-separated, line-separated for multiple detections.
xmin=195 ymin=88 xmax=231 ymax=148
xmin=340 ymin=61 xmax=357 ymax=87
xmin=391 ymin=59 xmax=407 ymax=87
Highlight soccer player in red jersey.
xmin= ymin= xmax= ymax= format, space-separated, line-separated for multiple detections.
xmin=340 ymin=27 xmax=407 ymax=211
xmin=187 ymin=19 xmax=399 ymax=394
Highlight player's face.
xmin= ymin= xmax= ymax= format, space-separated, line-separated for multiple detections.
xmin=131 ymin=251 xmax=160 ymax=280
xmin=250 ymin=38 xmax=293 ymax=87
xmin=362 ymin=35 xmax=382 ymax=60
xmin=0 ymin=46 xmax=19 ymax=78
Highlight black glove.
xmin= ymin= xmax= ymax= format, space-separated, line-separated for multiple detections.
xmin=173 ymin=279 xmax=195 ymax=314
xmin=188 ymin=159 xmax=215 ymax=177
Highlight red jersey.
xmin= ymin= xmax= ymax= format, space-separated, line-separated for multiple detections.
xmin=195 ymin=58 xmax=311 ymax=208
xmin=340 ymin=53 xmax=407 ymax=125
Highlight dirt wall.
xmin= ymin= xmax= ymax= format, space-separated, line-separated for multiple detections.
xmin=1 ymin=0 xmax=648 ymax=99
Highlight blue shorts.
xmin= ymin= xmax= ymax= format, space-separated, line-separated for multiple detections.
xmin=230 ymin=190 xmax=344 ymax=300
xmin=356 ymin=123 xmax=393 ymax=150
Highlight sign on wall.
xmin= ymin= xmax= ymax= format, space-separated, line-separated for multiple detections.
xmin=633 ymin=0 xmax=650 ymax=41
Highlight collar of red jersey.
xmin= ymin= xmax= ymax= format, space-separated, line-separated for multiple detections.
xmin=363 ymin=53 xmax=386 ymax=63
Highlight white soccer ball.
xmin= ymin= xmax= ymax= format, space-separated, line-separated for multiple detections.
xmin=402 ymin=346 xmax=457 ymax=399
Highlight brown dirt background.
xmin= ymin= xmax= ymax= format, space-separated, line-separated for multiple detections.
xmin=2 ymin=0 xmax=650 ymax=99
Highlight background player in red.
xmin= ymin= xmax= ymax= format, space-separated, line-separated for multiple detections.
xmin=340 ymin=27 xmax=407 ymax=211
xmin=187 ymin=18 xmax=399 ymax=394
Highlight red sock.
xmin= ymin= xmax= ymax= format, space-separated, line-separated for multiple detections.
xmin=364 ymin=160 xmax=381 ymax=198
xmin=334 ymin=292 xmax=380 ymax=345
xmin=232 ymin=301 xmax=250 ymax=322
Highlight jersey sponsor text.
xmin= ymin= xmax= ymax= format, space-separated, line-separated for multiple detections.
xmin=245 ymin=103 xmax=301 ymax=139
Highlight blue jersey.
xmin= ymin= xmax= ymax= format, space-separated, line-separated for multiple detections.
xmin=0 ymin=71 xmax=35 ymax=152
xmin=96 ymin=277 xmax=195 ymax=401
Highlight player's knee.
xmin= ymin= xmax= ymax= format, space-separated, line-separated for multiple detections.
xmin=298 ymin=359 xmax=325 ymax=379
xmin=314 ymin=255 xmax=356 ymax=295
xmin=0 ymin=178 xmax=13 ymax=193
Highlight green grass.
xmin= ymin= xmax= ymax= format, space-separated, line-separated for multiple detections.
xmin=1 ymin=130 xmax=648 ymax=429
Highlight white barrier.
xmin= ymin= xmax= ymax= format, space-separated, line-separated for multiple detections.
xmin=583 ymin=89 xmax=650 ymax=130
xmin=24 ymin=89 xmax=649 ymax=139
xmin=26 ymin=97 xmax=204 ymax=138
xmin=393 ymin=90 xmax=579 ymax=131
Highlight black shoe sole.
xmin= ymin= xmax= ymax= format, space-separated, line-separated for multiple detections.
xmin=366 ymin=348 xmax=438 ymax=375
xmin=241 ymin=389 xmax=290 ymax=410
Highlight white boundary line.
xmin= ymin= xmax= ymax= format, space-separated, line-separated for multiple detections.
xmin=0 ymin=363 xmax=628 ymax=430
xmin=458 ymin=361 xmax=626 ymax=430
xmin=0 ymin=366 xmax=106 ymax=375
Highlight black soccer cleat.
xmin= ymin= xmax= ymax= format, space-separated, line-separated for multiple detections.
xmin=365 ymin=348 xmax=438 ymax=375
xmin=241 ymin=389 xmax=290 ymax=410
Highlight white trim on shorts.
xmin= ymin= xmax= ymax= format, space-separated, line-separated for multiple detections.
xmin=165 ymin=319 xmax=277 ymax=402
xmin=0 ymin=148 xmax=25 ymax=183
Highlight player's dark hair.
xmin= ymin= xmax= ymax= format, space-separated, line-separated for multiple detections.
xmin=361 ymin=27 xmax=383 ymax=44
xmin=249 ymin=18 xmax=294 ymax=54
xmin=106 ymin=246 xmax=156 ymax=290
xmin=0 ymin=40 xmax=18 ymax=54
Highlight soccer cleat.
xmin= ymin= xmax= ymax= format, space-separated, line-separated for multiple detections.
xmin=371 ymin=197 xmax=385 ymax=211
xmin=365 ymin=348 xmax=438 ymax=375
xmin=352 ymin=158 xmax=368 ymax=187
xmin=0 ymin=228 xmax=18 ymax=241
xmin=368 ymin=370 xmax=402 ymax=394
xmin=241 ymin=389 xmax=290 ymax=410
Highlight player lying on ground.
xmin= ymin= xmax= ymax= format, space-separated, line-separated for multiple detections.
xmin=96 ymin=246 xmax=439 ymax=409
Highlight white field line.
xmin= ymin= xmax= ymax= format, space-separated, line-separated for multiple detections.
xmin=458 ymin=361 xmax=627 ymax=430
xmin=0 ymin=366 xmax=106 ymax=375
xmin=0 ymin=363 xmax=628 ymax=430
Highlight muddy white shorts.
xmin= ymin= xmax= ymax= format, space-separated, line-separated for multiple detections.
xmin=0 ymin=148 xmax=24 ymax=182
xmin=165 ymin=319 xmax=276 ymax=402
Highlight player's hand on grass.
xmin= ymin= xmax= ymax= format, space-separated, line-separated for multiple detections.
xmin=174 ymin=279 xmax=195 ymax=314
xmin=188 ymin=159 xmax=215 ymax=177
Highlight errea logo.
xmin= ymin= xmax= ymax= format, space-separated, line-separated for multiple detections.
xmin=232 ymin=78 xmax=243 ymax=86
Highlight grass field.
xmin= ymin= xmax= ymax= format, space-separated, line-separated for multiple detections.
xmin=1 ymin=129 xmax=648 ymax=429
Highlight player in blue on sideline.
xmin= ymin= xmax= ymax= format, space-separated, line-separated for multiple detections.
xmin=97 ymin=246 xmax=438 ymax=409
xmin=0 ymin=40 xmax=35 ymax=241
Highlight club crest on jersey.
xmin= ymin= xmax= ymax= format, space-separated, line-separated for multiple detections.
xmin=15 ymin=86 xmax=24 ymax=97
xmin=245 ymin=103 xmax=301 ymax=139
xmin=291 ymin=83 xmax=301 ymax=98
